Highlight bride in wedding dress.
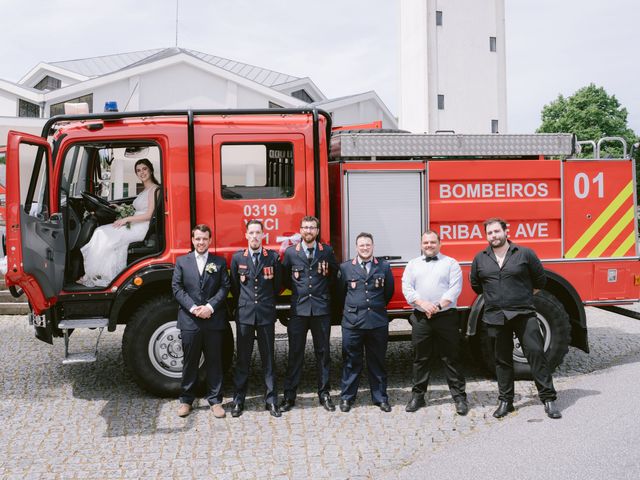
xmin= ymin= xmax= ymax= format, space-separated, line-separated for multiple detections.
xmin=79 ymin=158 xmax=160 ymax=288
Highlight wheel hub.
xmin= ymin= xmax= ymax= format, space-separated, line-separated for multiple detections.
xmin=148 ymin=321 xmax=183 ymax=378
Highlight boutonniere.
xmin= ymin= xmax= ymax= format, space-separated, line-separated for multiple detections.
xmin=205 ymin=262 xmax=218 ymax=274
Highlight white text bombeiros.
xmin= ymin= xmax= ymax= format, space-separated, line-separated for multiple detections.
xmin=439 ymin=182 xmax=549 ymax=199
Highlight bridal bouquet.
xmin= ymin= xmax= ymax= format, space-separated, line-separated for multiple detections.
xmin=115 ymin=203 xmax=135 ymax=229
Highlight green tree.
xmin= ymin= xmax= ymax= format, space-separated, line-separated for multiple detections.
xmin=537 ymin=83 xmax=638 ymax=159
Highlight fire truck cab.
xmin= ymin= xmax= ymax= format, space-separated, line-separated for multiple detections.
xmin=3 ymin=109 xmax=639 ymax=396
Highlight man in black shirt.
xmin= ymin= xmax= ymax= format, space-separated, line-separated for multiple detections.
xmin=470 ymin=218 xmax=561 ymax=419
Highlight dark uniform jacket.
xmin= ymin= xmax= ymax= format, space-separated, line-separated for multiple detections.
xmin=230 ymin=248 xmax=282 ymax=326
xmin=470 ymin=241 xmax=546 ymax=325
xmin=338 ymin=257 xmax=395 ymax=330
xmin=172 ymin=252 xmax=230 ymax=331
xmin=283 ymin=242 xmax=338 ymax=317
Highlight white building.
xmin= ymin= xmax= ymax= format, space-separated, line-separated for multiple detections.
xmin=0 ymin=47 xmax=397 ymax=144
xmin=399 ymin=0 xmax=507 ymax=134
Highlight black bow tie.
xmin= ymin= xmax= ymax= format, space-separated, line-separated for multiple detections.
xmin=425 ymin=256 xmax=438 ymax=262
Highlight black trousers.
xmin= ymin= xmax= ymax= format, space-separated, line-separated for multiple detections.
xmin=233 ymin=322 xmax=277 ymax=405
xmin=179 ymin=328 xmax=224 ymax=405
xmin=283 ymin=314 xmax=332 ymax=401
xmin=410 ymin=309 xmax=466 ymax=401
xmin=491 ymin=314 xmax=557 ymax=403
xmin=341 ymin=325 xmax=389 ymax=404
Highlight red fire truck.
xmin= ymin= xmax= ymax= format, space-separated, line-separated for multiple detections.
xmin=3 ymin=109 xmax=639 ymax=396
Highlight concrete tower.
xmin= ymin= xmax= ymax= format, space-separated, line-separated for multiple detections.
xmin=399 ymin=0 xmax=507 ymax=134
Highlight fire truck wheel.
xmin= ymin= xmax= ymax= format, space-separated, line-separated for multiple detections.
xmin=122 ymin=294 xmax=234 ymax=397
xmin=475 ymin=290 xmax=571 ymax=380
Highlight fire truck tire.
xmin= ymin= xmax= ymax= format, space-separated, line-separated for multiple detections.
xmin=475 ymin=290 xmax=571 ymax=380
xmin=122 ymin=294 xmax=234 ymax=397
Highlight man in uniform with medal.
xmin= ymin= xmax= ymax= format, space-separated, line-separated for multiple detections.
xmin=280 ymin=216 xmax=338 ymax=412
xmin=230 ymin=219 xmax=283 ymax=418
xmin=336 ymin=232 xmax=395 ymax=412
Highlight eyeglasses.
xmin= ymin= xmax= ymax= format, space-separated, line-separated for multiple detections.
xmin=301 ymin=226 xmax=318 ymax=230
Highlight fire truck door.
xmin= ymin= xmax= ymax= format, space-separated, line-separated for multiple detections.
xmin=4 ymin=132 xmax=65 ymax=314
xmin=212 ymin=134 xmax=307 ymax=256
xmin=343 ymin=169 xmax=424 ymax=262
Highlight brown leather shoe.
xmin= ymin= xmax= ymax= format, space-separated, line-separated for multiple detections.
xmin=177 ymin=403 xmax=192 ymax=417
xmin=211 ymin=403 xmax=226 ymax=418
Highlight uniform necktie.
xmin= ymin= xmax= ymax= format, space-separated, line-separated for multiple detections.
xmin=307 ymin=247 xmax=315 ymax=262
xmin=253 ymin=252 xmax=260 ymax=266
xmin=362 ymin=260 xmax=370 ymax=273
xmin=425 ymin=256 xmax=438 ymax=262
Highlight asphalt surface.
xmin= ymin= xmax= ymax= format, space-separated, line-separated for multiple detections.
xmin=1 ymin=306 xmax=640 ymax=479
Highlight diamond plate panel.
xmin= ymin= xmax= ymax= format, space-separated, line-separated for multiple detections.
xmin=330 ymin=133 xmax=575 ymax=158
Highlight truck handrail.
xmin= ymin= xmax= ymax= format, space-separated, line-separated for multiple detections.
xmin=596 ymin=136 xmax=628 ymax=159
xmin=576 ymin=140 xmax=597 ymax=158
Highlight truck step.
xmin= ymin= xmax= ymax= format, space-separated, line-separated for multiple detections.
xmin=60 ymin=319 xmax=107 ymax=365
xmin=62 ymin=352 xmax=97 ymax=365
xmin=58 ymin=318 xmax=108 ymax=329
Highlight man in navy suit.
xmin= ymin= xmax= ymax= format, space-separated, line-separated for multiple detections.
xmin=172 ymin=224 xmax=230 ymax=418
xmin=280 ymin=216 xmax=338 ymax=412
xmin=337 ymin=232 xmax=395 ymax=412
xmin=230 ymin=219 xmax=283 ymax=418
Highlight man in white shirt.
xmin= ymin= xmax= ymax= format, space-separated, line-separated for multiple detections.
xmin=401 ymin=230 xmax=468 ymax=415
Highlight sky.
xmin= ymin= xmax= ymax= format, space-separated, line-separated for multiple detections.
xmin=0 ymin=0 xmax=637 ymax=135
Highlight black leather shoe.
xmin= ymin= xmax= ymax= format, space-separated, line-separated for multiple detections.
xmin=375 ymin=401 xmax=392 ymax=413
xmin=280 ymin=399 xmax=295 ymax=412
xmin=405 ymin=395 xmax=426 ymax=413
xmin=231 ymin=403 xmax=244 ymax=418
xmin=492 ymin=401 xmax=515 ymax=418
xmin=319 ymin=393 xmax=336 ymax=412
xmin=339 ymin=400 xmax=352 ymax=412
xmin=544 ymin=400 xmax=562 ymax=419
xmin=455 ymin=398 xmax=469 ymax=416
xmin=265 ymin=403 xmax=282 ymax=418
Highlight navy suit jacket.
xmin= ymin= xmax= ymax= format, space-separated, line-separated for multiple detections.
xmin=230 ymin=248 xmax=282 ymax=326
xmin=337 ymin=257 xmax=395 ymax=330
xmin=172 ymin=252 xmax=230 ymax=331
xmin=282 ymin=242 xmax=338 ymax=317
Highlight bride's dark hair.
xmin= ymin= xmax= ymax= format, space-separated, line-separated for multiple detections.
xmin=134 ymin=158 xmax=160 ymax=185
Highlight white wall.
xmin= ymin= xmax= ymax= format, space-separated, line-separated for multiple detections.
xmin=0 ymin=91 xmax=17 ymax=117
xmin=328 ymin=99 xmax=397 ymax=129
xmin=0 ymin=117 xmax=45 ymax=147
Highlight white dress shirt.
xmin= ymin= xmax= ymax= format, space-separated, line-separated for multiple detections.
xmin=401 ymin=253 xmax=462 ymax=312
xmin=190 ymin=251 xmax=214 ymax=314
xmin=195 ymin=252 xmax=207 ymax=275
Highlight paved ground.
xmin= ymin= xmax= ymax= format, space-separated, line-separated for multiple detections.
xmin=1 ymin=306 xmax=640 ymax=479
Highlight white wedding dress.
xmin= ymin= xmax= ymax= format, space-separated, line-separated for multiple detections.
xmin=79 ymin=187 xmax=156 ymax=287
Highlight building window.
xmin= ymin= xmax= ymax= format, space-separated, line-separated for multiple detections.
xmin=268 ymin=101 xmax=283 ymax=108
xmin=436 ymin=11 xmax=443 ymax=26
xmin=34 ymin=75 xmax=62 ymax=91
xmin=221 ymin=143 xmax=294 ymax=199
xmin=50 ymin=93 xmax=93 ymax=116
xmin=437 ymin=95 xmax=445 ymax=110
xmin=490 ymin=37 xmax=497 ymax=52
xmin=18 ymin=99 xmax=40 ymax=118
xmin=291 ymin=89 xmax=313 ymax=103
xmin=491 ymin=120 xmax=499 ymax=133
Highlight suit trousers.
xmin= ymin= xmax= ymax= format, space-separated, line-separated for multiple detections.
xmin=341 ymin=325 xmax=388 ymax=404
xmin=410 ymin=309 xmax=466 ymax=401
xmin=233 ymin=322 xmax=277 ymax=405
xmin=492 ymin=313 xmax=557 ymax=402
xmin=179 ymin=328 xmax=224 ymax=405
xmin=283 ymin=314 xmax=332 ymax=400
